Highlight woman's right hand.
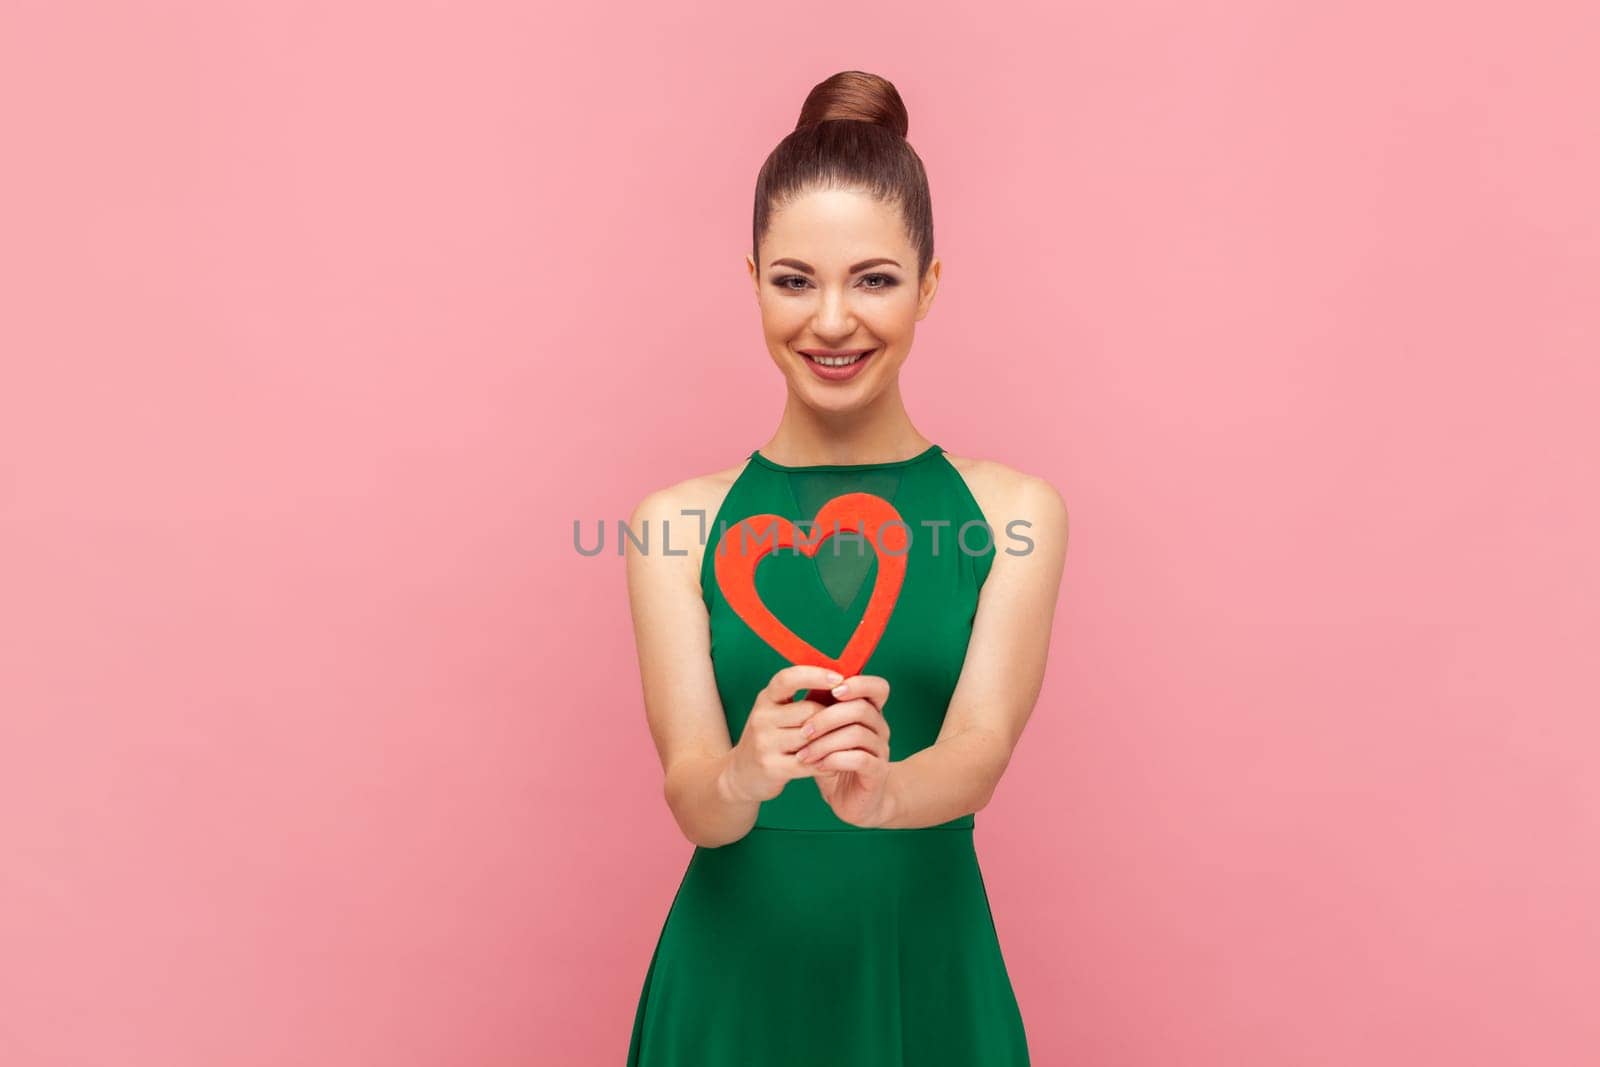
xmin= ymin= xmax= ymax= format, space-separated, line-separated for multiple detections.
xmin=720 ymin=664 xmax=845 ymax=804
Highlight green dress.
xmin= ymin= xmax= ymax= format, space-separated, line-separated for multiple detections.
xmin=627 ymin=443 xmax=1030 ymax=1066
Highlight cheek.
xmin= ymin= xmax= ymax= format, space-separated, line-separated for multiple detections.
xmin=864 ymin=301 xmax=917 ymax=343
xmin=760 ymin=298 xmax=808 ymax=337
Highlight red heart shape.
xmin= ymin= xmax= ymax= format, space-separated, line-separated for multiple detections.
xmin=714 ymin=492 xmax=909 ymax=703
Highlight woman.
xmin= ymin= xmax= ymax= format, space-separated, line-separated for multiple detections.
xmin=624 ymin=70 xmax=1068 ymax=1066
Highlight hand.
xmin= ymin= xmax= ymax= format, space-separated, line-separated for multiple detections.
xmin=795 ymin=674 xmax=893 ymax=827
xmin=721 ymin=664 xmax=844 ymax=804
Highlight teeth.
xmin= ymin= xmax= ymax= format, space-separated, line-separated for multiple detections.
xmin=812 ymin=352 xmax=866 ymax=367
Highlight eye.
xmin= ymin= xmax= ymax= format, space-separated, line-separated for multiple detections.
xmin=771 ymin=273 xmax=899 ymax=292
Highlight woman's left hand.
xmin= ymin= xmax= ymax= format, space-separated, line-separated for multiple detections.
xmin=796 ymin=674 xmax=893 ymax=827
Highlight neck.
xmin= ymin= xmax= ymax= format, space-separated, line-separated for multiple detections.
xmin=760 ymin=378 xmax=931 ymax=467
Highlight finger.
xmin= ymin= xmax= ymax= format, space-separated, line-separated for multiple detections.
xmin=810 ymin=749 xmax=882 ymax=774
xmin=766 ymin=699 xmax=826 ymax=730
xmin=833 ymin=674 xmax=890 ymax=712
xmin=796 ymin=724 xmax=889 ymax=765
xmin=753 ymin=724 xmax=830 ymax=773
xmin=775 ymin=725 xmax=820 ymax=756
xmin=767 ymin=717 xmax=832 ymax=754
xmin=763 ymin=664 xmax=846 ymax=705
xmin=799 ymin=697 xmax=889 ymax=741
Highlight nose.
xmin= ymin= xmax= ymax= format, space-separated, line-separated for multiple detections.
xmin=811 ymin=283 xmax=857 ymax=340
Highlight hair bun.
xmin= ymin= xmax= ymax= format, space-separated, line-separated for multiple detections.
xmin=795 ymin=70 xmax=909 ymax=139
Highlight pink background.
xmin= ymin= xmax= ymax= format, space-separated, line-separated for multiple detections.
xmin=3 ymin=2 xmax=1597 ymax=1064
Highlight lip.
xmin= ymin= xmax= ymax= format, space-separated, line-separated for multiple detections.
xmin=797 ymin=347 xmax=877 ymax=383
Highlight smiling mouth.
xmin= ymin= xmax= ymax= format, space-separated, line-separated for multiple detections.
xmin=800 ymin=348 xmax=876 ymax=367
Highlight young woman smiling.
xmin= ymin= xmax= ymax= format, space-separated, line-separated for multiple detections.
xmin=624 ymin=70 xmax=1069 ymax=1067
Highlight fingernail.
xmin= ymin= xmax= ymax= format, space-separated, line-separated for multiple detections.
xmin=827 ymin=671 xmax=844 ymax=685
xmin=831 ymin=683 xmax=848 ymax=698
xmin=803 ymin=722 xmax=815 ymax=737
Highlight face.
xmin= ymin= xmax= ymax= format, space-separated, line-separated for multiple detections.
xmin=747 ymin=186 xmax=940 ymax=413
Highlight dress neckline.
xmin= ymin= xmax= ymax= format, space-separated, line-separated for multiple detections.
xmin=748 ymin=443 xmax=942 ymax=473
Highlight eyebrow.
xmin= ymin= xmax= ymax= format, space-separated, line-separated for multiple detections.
xmin=768 ymin=257 xmax=902 ymax=275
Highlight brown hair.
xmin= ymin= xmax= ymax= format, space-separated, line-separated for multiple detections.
xmin=752 ymin=71 xmax=934 ymax=281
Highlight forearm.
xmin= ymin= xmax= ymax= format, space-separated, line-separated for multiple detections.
xmin=872 ymin=727 xmax=1011 ymax=829
xmin=663 ymin=748 xmax=760 ymax=848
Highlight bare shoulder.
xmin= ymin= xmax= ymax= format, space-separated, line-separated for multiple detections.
xmin=627 ymin=457 xmax=752 ymax=578
xmin=939 ymin=449 xmax=1069 ymax=552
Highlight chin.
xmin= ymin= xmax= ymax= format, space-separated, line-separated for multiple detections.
xmin=801 ymin=390 xmax=866 ymax=413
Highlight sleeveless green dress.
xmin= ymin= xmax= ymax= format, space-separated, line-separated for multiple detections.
xmin=626 ymin=443 xmax=1030 ymax=1066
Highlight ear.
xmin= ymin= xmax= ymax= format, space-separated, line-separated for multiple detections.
xmin=914 ymin=257 xmax=941 ymax=321
xmin=746 ymin=253 xmax=760 ymax=297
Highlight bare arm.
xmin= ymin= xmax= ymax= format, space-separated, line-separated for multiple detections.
xmin=625 ymin=482 xmax=839 ymax=847
xmin=624 ymin=484 xmax=755 ymax=847
xmin=872 ymin=473 xmax=1069 ymax=829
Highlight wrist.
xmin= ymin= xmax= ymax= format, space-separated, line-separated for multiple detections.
xmin=716 ymin=750 xmax=754 ymax=808
xmin=867 ymin=762 xmax=902 ymax=828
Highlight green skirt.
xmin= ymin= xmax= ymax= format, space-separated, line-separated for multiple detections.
xmin=627 ymin=826 xmax=1030 ymax=1066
